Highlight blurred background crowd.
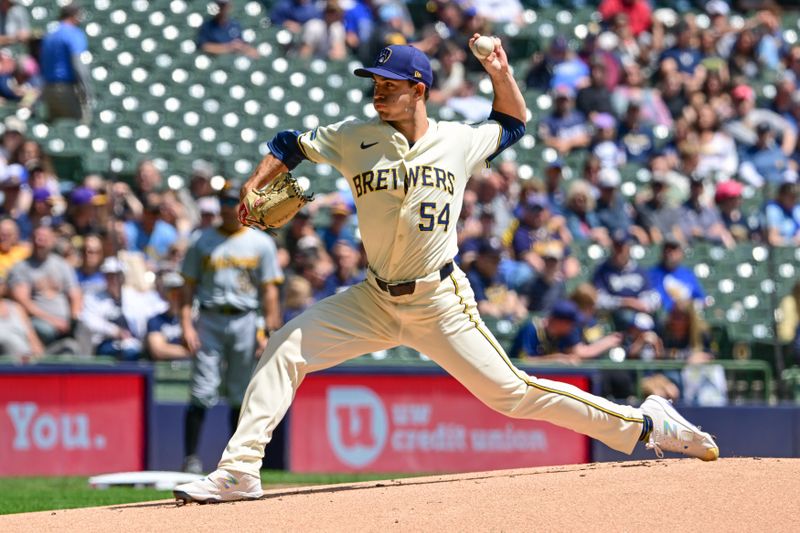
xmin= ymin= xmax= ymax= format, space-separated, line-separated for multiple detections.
xmin=1 ymin=0 xmax=800 ymax=405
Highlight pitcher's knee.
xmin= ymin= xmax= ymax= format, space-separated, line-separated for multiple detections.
xmin=256 ymin=326 xmax=305 ymax=378
xmin=481 ymin=384 xmax=529 ymax=418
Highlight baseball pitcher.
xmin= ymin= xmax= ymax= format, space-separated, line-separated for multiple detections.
xmin=175 ymin=38 xmax=718 ymax=503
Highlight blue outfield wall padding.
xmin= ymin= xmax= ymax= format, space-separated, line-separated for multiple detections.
xmin=592 ymin=405 xmax=800 ymax=462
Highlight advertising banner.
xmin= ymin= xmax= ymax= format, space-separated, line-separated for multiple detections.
xmin=0 ymin=372 xmax=147 ymax=476
xmin=289 ymin=373 xmax=590 ymax=472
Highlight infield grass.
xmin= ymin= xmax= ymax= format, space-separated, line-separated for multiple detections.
xmin=0 ymin=471 xmax=417 ymax=516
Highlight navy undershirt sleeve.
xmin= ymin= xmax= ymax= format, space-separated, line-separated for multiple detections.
xmin=267 ymin=130 xmax=306 ymax=170
xmin=487 ymin=109 xmax=526 ymax=161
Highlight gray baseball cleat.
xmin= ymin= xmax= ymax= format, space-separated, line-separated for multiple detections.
xmin=174 ymin=468 xmax=264 ymax=504
xmin=641 ymin=395 xmax=719 ymax=461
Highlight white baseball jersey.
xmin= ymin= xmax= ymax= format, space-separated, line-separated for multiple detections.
xmin=297 ymin=116 xmax=502 ymax=281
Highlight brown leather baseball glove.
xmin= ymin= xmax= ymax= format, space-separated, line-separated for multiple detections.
xmin=238 ymin=172 xmax=314 ymax=230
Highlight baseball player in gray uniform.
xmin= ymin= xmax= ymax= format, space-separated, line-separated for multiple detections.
xmin=180 ymin=186 xmax=283 ymax=474
xmin=175 ymin=39 xmax=718 ymax=502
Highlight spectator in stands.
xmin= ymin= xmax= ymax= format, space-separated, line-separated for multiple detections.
xmin=576 ymin=58 xmax=614 ymax=118
xmin=649 ymin=236 xmax=706 ymax=314
xmin=511 ymin=299 xmax=582 ymax=361
xmin=20 ymin=187 xmax=62 ymax=239
xmin=543 ymin=159 xmax=566 ymax=215
xmin=0 ymin=115 xmax=25 ymax=162
xmin=0 ymin=217 xmax=28 ymax=278
xmin=657 ymin=64 xmax=688 ymax=121
xmin=635 ymin=175 xmax=683 ymax=244
xmin=681 ymin=176 xmax=735 ymax=247
xmin=0 ymin=274 xmax=43 ymax=360
xmin=613 ymin=63 xmax=672 ymax=128
xmin=460 ymin=204 xmax=495 ymax=266
xmin=196 ymin=196 xmax=220 ymax=233
xmin=79 ymin=257 xmax=141 ymax=360
xmin=124 ymin=197 xmax=179 ymax=264
xmin=622 ymin=312 xmax=663 ymax=363
xmin=363 ymin=3 xmax=415 ymax=61
xmin=298 ymin=1 xmax=346 ymax=60
xmin=466 ymin=238 xmax=526 ymax=320
xmin=725 ymin=84 xmax=797 ymax=157
xmin=728 ymin=27 xmax=761 ymax=79
xmin=765 ymin=181 xmax=800 ymax=247
xmin=429 ymin=40 xmax=468 ymax=105
xmin=509 ymin=194 xmax=577 ymax=277
xmin=659 ymin=21 xmax=703 ymax=84
xmin=617 ymin=101 xmax=656 ymax=166
xmin=317 ymin=240 xmax=364 ymax=299
xmin=8 ymin=224 xmax=81 ymax=351
xmin=270 ymin=0 xmax=321 ymax=34
xmin=714 ymin=180 xmax=755 ymax=242
xmin=76 ymin=233 xmax=106 ymax=296
xmin=590 ymin=113 xmax=625 ymax=169
xmin=617 ymin=312 xmax=680 ymax=401
xmin=343 ymin=0 xmax=376 ymax=62
xmin=282 ymin=275 xmax=313 ymax=323
xmin=196 ymin=0 xmax=258 ymax=58
xmin=739 ymin=123 xmax=792 ymax=187
xmin=595 ymin=167 xmax=648 ymax=244
xmin=520 ymin=241 xmax=566 ymax=314
xmin=659 ymin=299 xmax=714 ymax=363
xmin=701 ymin=69 xmax=734 ymax=123
xmin=40 ymin=3 xmax=93 ymax=123
xmin=512 ymin=299 xmax=622 ymax=360
xmin=320 ymin=199 xmax=357 ymax=253
xmin=65 ymin=186 xmax=102 ymax=237
xmin=133 ymin=159 xmax=163 ymax=197
xmin=563 ymin=180 xmax=610 ymax=246
xmin=525 ymin=35 xmax=569 ymax=91
xmin=0 ymin=164 xmax=25 ymax=220
xmin=539 ymin=85 xmax=590 ymax=155
xmin=145 ymin=271 xmax=189 ymax=360
xmin=0 ymin=53 xmax=40 ymax=108
xmin=276 ymin=208 xmax=317 ymax=269
xmin=570 ymin=283 xmax=618 ymax=349
xmin=599 ymin=0 xmax=651 ymax=38
xmin=592 ymin=229 xmax=659 ymax=328
xmin=694 ymin=104 xmax=738 ymax=181
xmin=0 ymin=0 xmax=30 ymax=46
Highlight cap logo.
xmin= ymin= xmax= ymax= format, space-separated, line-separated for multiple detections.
xmin=377 ymin=48 xmax=392 ymax=64
xmin=414 ymin=70 xmax=421 ymax=78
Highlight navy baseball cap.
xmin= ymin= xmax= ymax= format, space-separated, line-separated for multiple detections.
xmin=550 ymin=300 xmax=579 ymax=322
xmin=354 ymin=45 xmax=433 ymax=88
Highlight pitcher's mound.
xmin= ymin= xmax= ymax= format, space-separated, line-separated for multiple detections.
xmin=3 ymin=458 xmax=798 ymax=532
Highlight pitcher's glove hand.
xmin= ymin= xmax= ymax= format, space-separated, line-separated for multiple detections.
xmin=238 ymin=172 xmax=314 ymax=230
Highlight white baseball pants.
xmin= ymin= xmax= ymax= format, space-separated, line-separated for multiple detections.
xmin=219 ymin=265 xmax=644 ymax=476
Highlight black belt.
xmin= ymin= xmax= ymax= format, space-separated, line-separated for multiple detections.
xmin=200 ymin=304 xmax=252 ymax=315
xmin=374 ymin=262 xmax=454 ymax=297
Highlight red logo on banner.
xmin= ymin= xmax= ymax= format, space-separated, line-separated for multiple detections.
xmin=290 ymin=374 xmax=590 ymax=473
xmin=0 ymin=373 xmax=146 ymax=476
xmin=327 ymin=387 xmax=388 ymax=467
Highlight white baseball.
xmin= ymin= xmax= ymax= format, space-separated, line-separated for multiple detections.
xmin=472 ymin=35 xmax=495 ymax=59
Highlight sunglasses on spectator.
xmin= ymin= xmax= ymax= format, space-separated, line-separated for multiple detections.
xmin=220 ymin=197 xmax=240 ymax=207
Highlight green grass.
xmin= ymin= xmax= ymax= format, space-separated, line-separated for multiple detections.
xmin=0 ymin=471 xmax=418 ymax=516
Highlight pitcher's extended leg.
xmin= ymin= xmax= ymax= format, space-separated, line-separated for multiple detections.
xmin=405 ymin=268 xmax=643 ymax=453
xmin=218 ymin=282 xmax=397 ymax=476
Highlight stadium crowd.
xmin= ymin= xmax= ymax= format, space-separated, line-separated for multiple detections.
xmin=1 ymin=0 xmax=800 ymax=404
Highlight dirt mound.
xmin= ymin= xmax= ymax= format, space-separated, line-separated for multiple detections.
xmin=2 ymin=458 xmax=797 ymax=532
